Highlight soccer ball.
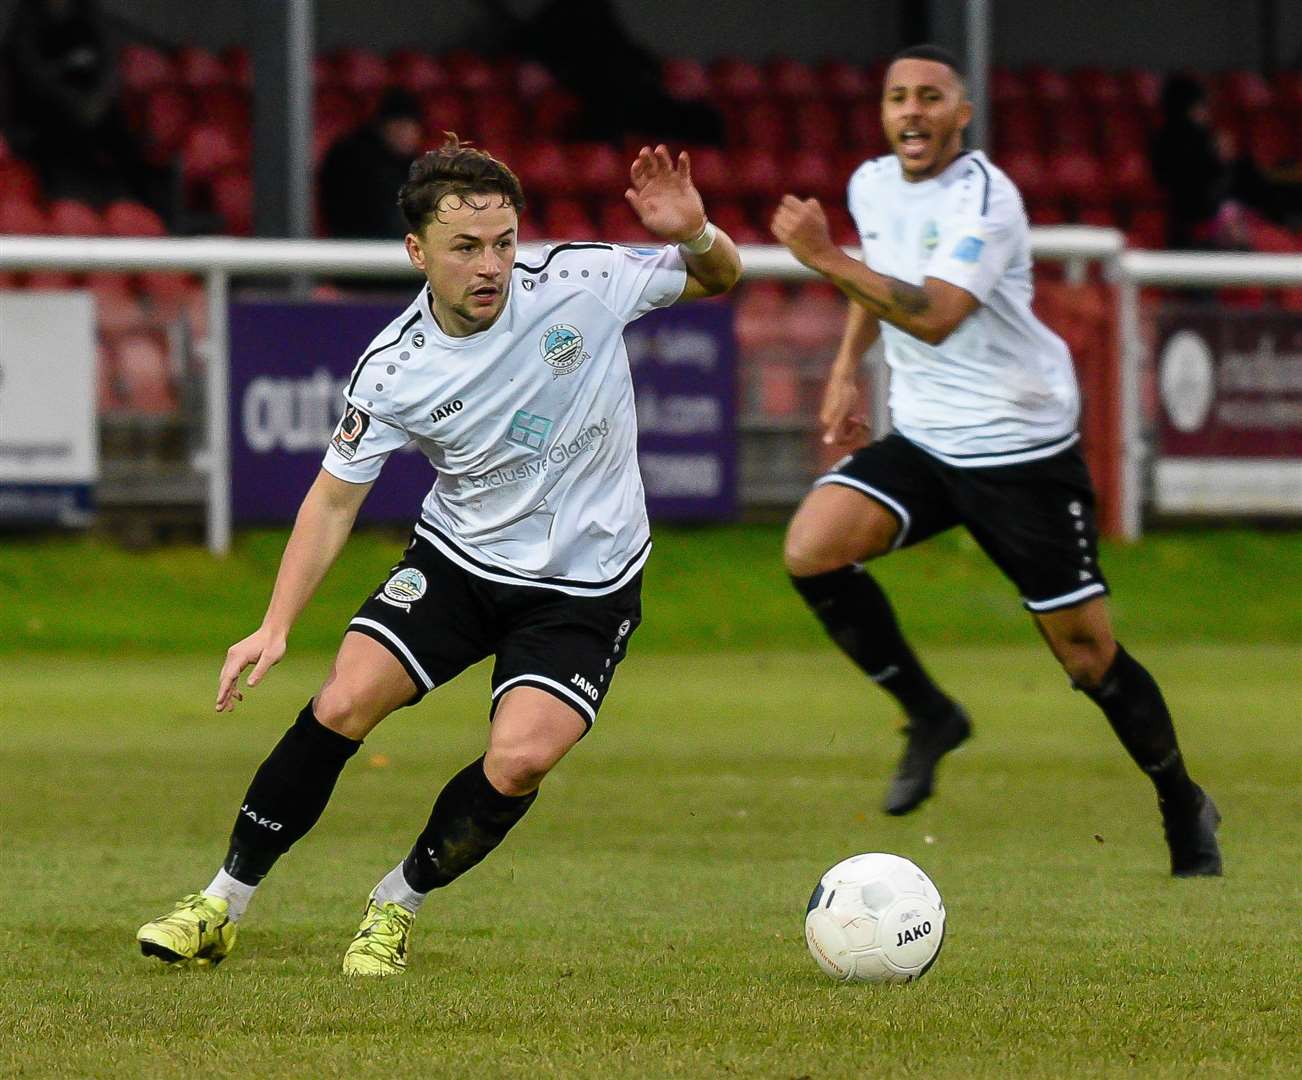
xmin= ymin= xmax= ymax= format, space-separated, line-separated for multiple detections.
xmin=804 ymin=852 xmax=945 ymax=984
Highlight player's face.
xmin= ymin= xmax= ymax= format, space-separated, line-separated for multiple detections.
xmin=406 ymin=194 xmax=518 ymax=337
xmin=881 ymin=59 xmax=972 ymax=181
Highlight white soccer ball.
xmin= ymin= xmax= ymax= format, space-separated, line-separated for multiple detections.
xmin=804 ymin=852 xmax=945 ymax=984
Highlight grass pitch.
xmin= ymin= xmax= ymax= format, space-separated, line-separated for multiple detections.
xmin=3 ymin=639 xmax=1300 ymax=1078
xmin=2 ymin=526 xmax=1299 ymax=1076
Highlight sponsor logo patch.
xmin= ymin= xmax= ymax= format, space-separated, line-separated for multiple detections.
xmin=330 ymin=404 xmax=370 ymax=460
xmin=540 ymin=323 xmax=589 ymax=377
xmin=381 ymin=567 xmax=427 ymax=609
xmin=952 ymin=235 xmax=985 ymax=263
xmin=507 ymin=410 xmax=554 ymax=451
xmin=431 ymin=399 xmax=463 ymax=422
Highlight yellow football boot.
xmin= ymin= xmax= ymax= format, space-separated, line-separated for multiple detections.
xmin=341 ymin=893 xmax=414 ymax=976
xmin=137 ymin=893 xmax=237 ymax=967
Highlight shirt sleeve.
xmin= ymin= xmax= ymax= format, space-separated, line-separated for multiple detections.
xmin=925 ymin=174 xmax=1023 ymax=304
xmin=321 ymin=399 xmax=411 ymax=484
xmin=604 ymin=243 xmax=688 ymax=321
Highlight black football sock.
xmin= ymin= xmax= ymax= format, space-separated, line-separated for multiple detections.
xmin=221 ymin=701 xmax=362 ymax=885
xmin=791 ymin=566 xmax=954 ymax=722
xmin=1078 ymin=644 xmax=1200 ymax=812
xmin=402 ymin=756 xmax=538 ymax=892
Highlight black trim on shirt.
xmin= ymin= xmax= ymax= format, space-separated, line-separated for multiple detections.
xmin=347 ymin=310 xmax=421 ymax=396
xmin=514 ymin=242 xmax=615 ymax=275
xmin=418 ymin=517 xmax=650 ymax=591
xmin=963 ymin=153 xmax=992 ymax=216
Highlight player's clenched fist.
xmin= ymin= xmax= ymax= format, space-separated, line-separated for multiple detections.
xmin=216 ymin=627 xmax=286 ymax=712
xmin=771 ymin=195 xmax=838 ymax=271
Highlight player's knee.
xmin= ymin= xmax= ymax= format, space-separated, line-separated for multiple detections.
xmin=311 ymin=685 xmax=371 ymax=740
xmin=484 ymin=742 xmax=554 ymax=796
xmin=1057 ymin=637 xmax=1114 ymax=689
xmin=783 ymin=523 xmax=845 ymax=578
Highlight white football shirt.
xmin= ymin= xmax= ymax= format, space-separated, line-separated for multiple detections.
xmin=322 ymin=242 xmax=687 ymax=595
xmin=848 ymin=150 xmax=1080 ymax=467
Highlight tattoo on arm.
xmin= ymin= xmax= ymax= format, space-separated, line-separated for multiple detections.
xmin=840 ymin=275 xmax=932 ymax=321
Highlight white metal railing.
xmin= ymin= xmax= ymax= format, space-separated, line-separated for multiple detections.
xmin=1 ymin=228 xmax=1126 ymax=552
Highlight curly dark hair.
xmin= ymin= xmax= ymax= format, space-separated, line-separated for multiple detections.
xmin=397 ymin=134 xmax=526 ymax=233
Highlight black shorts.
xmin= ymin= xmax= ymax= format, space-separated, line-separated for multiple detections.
xmin=347 ymin=530 xmax=642 ymax=729
xmin=817 ymin=433 xmax=1109 ymax=613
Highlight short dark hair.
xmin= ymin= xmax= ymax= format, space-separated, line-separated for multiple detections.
xmin=889 ymin=44 xmax=966 ymax=83
xmin=397 ymin=133 xmax=526 ymax=233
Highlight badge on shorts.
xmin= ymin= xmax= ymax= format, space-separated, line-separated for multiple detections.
xmin=331 ymin=404 xmax=370 ymax=461
xmin=380 ymin=567 xmax=427 ymax=610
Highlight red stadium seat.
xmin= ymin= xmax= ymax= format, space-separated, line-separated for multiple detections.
xmin=1026 ymin=199 xmax=1067 ymax=226
xmin=1121 ymin=69 xmax=1161 ymax=110
xmin=768 ymin=58 xmax=820 ymax=100
xmin=176 ymin=46 xmax=230 ymax=90
xmin=465 ymin=94 xmax=522 ymax=152
xmin=572 ymin=143 xmax=624 ymax=195
xmin=818 ymin=60 xmax=872 ymax=101
xmin=993 ymin=102 xmax=1043 ymax=154
xmin=1047 ymin=106 xmax=1097 ymax=152
xmin=48 ymin=199 xmax=104 ymax=236
xmin=1111 ymin=149 xmax=1161 ymax=203
xmin=597 ymin=198 xmax=654 ymax=243
xmin=119 ymin=44 xmax=175 ymax=96
xmin=390 ymin=50 xmax=448 ymax=95
xmin=0 ymin=198 xmax=47 ymax=235
xmin=734 ymin=280 xmax=789 ymax=352
xmin=711 ymin=58 xmax=766 ymax=100
xmin=678 ymin=145 xmax=729 ymax=197
xmin=1218 ymin=70 xmax=1273 ymax=112
xmin=824 ymin=204 xmax=858 ymax=246
xmin=1025 ymin=65 xmax=1074 ymax=107
xmin=732 ymin=147 xmax=783 ymax=199
xmin=210 ymin=169 xmax=253 ymax=236
xmin=711 ymin=206 xmax=765 ymax=246
xmin=111 ymin=330 xmax=176 ymax=414
xmin=420 ymin=91 xmax=467 ymax=140
xmin=1047 ymin=148 xmax=1110 ymax=206
xmin=201 ymin=86 xmax=251 ymax=132
xmin=27 ymin=270 xmax=79 ymax=289
xmin=528 ymin=88 xmax=582 ymax=139
xmin=789 ymin=151 xmax=842 ymax=201
xmin=795 ymin=100 xmax=842 ymax=152
xmin=1244 ymin=111 xmax=1297 ymax=169
xmin=0 ymin=159 xmax=41 ymax=205
xmin=142 ymin=87 xmax=194 ymax=163
xmin=788 ymin=280 xmax=845 ymax=351
xmin=737 ymin=101 xmax=786 ymax=151
xmin=139 ymin=270 xmax=201 ymax=322
xmin=105 ymin=200 xmax=167 ymax=237
xmin=313 ymin=54 xmax=340 ymax=90
xmin=334 ymin=48 xmax=391 ymax=98
xmin=182 ymin=124 xmax=245 ymax=183
xmin=1098 ymin=108 xmax=1150 ymax=158
xmin=1077 ymin=206 xmax=1118 ymax=229
xmin=998 ymin=148 xmax=1052 ymax=204
xmin=844 ymin=108 xmax=889 ymax=157
xmin=541 ymin=198 xmax=598 ymax=241
xmin=515 ymin=61 xmax=555 ymax=98
xmin=1071 ymin=68 xmax=1124 ymax=109
xmin=88 ymin=274 xmax=146 ymax=334
xmin=1275 ymin=71 xmax=1302 ymax=110
xmin=663 ymin=58 xmax=711 ymax=102
xmin=517 ymin=143 xmax=575 ymax=196
xmin=444 ymin=51 xmax=500 ymax=93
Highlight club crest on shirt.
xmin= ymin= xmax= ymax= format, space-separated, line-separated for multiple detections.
xmin=381 ymin=567 xmax=427 ymax=609
xmin=330 ymin=404 xmax=370 ymax=460
xmin=540 ymin=323 xmax=590 ymax=377
xmin=922 ymin=219 xmax=939 ymax=253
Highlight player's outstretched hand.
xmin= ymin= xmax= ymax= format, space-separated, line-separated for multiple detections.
xmin=771 ymin=194 xmax=839 ymax=271
xmin=819 ymin=374 xmax=869 ymax=448
xmin=216 ymin=627 xmax=286 ymax=712
xmin=625 ymin=144 xmax=707 ymax=243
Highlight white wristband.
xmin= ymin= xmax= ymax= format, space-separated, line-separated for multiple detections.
xmin=678 ymin=220 xmax=716 ymax=256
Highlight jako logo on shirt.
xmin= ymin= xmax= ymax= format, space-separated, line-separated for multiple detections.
xmin=540 ymin=324 xmax=589 ymax=377
xmin=431 ymin=399 xmax=463 ymax=422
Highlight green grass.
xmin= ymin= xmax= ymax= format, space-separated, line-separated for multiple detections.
xmin=3 ymin=646 xmax=1301 ymax=1079
xmin=3 ymin=526 xmax=1300 ymax=1076
xmin=2 ymin=526 xmax=1300 ymax=655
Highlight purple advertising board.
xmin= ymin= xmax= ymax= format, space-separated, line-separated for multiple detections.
xmin=229 ymin=296 xmax=736 ymax=524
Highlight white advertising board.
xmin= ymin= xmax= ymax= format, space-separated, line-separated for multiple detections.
xmin=0 ymin=291 xmax=99 ymax=524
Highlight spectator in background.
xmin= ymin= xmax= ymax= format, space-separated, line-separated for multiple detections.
xmin=1 ymin=0 xmax=164 ymax=212
xmin=319 ymin=89 xmax=425 ymax=239
xmin=1150 ymin=73 xmax=1301 ymax=251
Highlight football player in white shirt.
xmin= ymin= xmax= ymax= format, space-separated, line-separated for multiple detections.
xmin=137 ymin=137 xmax=741 ymax=974
xmin=771 ymin=45 xmax=1220 ymax=878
